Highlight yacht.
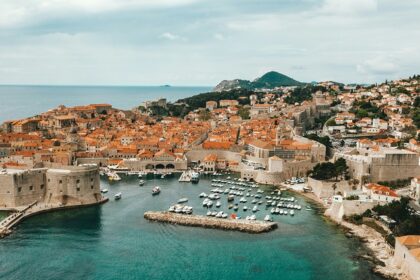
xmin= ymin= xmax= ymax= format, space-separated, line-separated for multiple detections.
xmin=168 ymin=205 xmax=175 ymax=212
xmin=114 ymin=192 xmax=122 ymax=200
xmin=228 ymin=204 xmax=233 ymax=209
xmin=251 ymin=199 xmax=257 ymax=204
xmin=199 ymin=192 xmax=208 ymax=198
xmin=202 ymin=199 xmax=209 ymax=206
xmin=152 ymin=186 xmax=161 ymax=195
xmin=178 ymin=198 xmax=188 ymax=203
xmin=191 ymin=172 xmax=200 ymax=183
xmin=233 ymin=205 xmax=239 ymax=211
xmin=100 ymin=188 xmax=108 ymax=193
xmin=207 ymin=211 xmax=212 ymax=216
xmin=239 ymin=197 xmax=247 ymax=203
xmin=221 ymin=213 xmax=228 ymax=219
xmin=108 ymin=173 xmax=121 ymax=181
xmin=243 ymin=206 xmax=248 ymax=211
xmin=252 ymin=205 xmax=258 ymax=212
xmin=139 ymin=180 xmax=145 ymax=186
xmin=249 ymin=215 xmax=256 ymax=220
xmin=290 ymin=210 xmax=295 ymax=216
xmin=227 ymin=195 xmax=235 ymax=202
xmin=264 ymin=215 xmax=272 ymax=222
xmin=216 ymin=201 xmax=221 ymax=208
xmin=270 ymin=208 xmax=275 ymax=214
xmin=207 ymin=200 xmax=213 ymax=207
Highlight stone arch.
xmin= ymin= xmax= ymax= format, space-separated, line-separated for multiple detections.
xmin=156 ymin=164 xmax=165 ymax=169
xmin=166 ymin=163 xmax=175 ymax=169
xmin=145 ymin=164 xmax=154 ymax=170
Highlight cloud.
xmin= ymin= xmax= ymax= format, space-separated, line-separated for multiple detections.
xmin=321 ymin=0 xmax=378 ymax=15
xmin=357 ymin=56 xmax=399 ymax=75
xmin=159 ymin=32 xmax=183 ymax=41
xmin=213 ymin=33 xmax=225 ymax=41
xmin=0 ymin=0 xmax=200 ymax=28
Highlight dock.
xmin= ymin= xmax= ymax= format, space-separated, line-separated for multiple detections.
xmin=144 ymin=211 xmax=277 ymax=233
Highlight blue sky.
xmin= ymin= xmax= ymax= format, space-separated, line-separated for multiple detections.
xmin=0 ymin=0 xmax=419 ymax=86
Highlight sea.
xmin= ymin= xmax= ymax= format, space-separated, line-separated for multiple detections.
xmin=0 ymin=85 xmax=211 ymax=123
xmin=0 ymin=86 xmax=383 ymax=280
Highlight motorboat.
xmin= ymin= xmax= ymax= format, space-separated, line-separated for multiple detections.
xmin=264 ymin=215 xmax=272 ymax=222
xmin=252 ymin=206 xmax=258 ymax=212
xmin=239 ymin=197 xmax=247 ymax=203
xmin=251 ymin=199 xmax=257 ymax=204
xmin=199 ymin=192 xmax=207 ymax=198
xmin=152 ymin=186 xmax=161 ymax=195
xmin=178 ymin=198 xmax=188 ymax=204
xmin=216 ymin=201 xmax=221 ymax=208
xmin=139 ymin=180 xmax=145 ymax=186
xmin=290 ymin=210 xmax=295 ymax=216
xmin=228 ymin=204 xmax=233 ymax=209
xmin=114 ymin=192 xmax=122 ymax=200
xmin=100 ymin=189 xmax=108 ymax=193
xmin=207 ymin=211 xmax=212 ymax=216
xmin=207 ymin=200 xmax=213 ymax=207
xmin=243 ymin=206 xmax=248 ymax=211
xmin=233 ymin=205 xmax=239 ymax=211
xmin=108 ymin=173 xmax=121 ymax=181
xmin=191 ymin=172 xmax=200 ymax=183
xmin=221 ymin=213 xmax=228 ymax=219
xmin=249 ymin=215 xmax=256 ymax=220
xmin=227 ymin=195 xmax=235 ymax=202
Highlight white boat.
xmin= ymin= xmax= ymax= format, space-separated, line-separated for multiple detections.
xmin=243 ymin=206 xmax=248 ymax=211
xmin=178 ymin=198 xmax=188 ymax=203
xmin=108 ymin=173 xmax=121 ymax=181
xmin=199 ymin=192 xmax=208 ymax=198
xmin=280 ymin=209 xmax=284 ymax=215
xmin=207 ymin=200 xmax=213 ymax=207
xmin=252 ymin=205 xmax=258 ymax=212
xmin=216 ymin=211 xmax=223 ymax=218
xmin=239 ymin=197 xmax=247 ymax=203
xmin=152 ymin=186 xmax=160 ymax=195
xmin=202 ymin=199 xmax=209 ymax=206
xmin=233 ymin=205 xmax=239 ymax=211
xmin=114 ymin=192 xmax=122 ymax=200
xmin=250 ymin=215 xmax=256 ymax=220
xmin=270 ymin=208 xmax=275 ymax=214
xmin=168 ymin=206 xmax=175 ymax=212
xmin=284 ymin=210 xmax=288 ymax=215
xmin=290 ymin=210 xmax=295 ymax=216
xmin=207 ymin=211 xmax=212 ymax=216
xmin=221 ymin=213 xmax=228 ymax=219
xmin=216 ymin=201 xmax=221 ymax=208
xmin=100 ymin=189 xmax=108 ymax=193
xmin=264 ymin=215 xmax=272 ymax=222
xmin=139 ymin=180 xmax=145 ymax=186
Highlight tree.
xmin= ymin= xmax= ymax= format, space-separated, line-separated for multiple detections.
xmin=334 ymin=158 xmax=349 ymax=180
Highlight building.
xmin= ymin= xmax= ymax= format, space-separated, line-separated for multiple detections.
xmin=0 ymin=165 xmax=102 ymax=208
xmin=206 ymin=101 xmax=217 ymax=111
xmin=410 ymin=177 xmax=420 ymax=204
xmin=394 ymin=236 xmax=420 ymax=280
xmin=219 ymin=100 xmax=239 ymax=107
xmin=335 ymin=147 xmax=420 ymax=183
xmin=363 ymin=183 xmax=400 ymax=204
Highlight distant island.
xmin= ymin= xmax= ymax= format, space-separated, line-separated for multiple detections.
xmin=213 ymin=71 xmax=303 ymax=92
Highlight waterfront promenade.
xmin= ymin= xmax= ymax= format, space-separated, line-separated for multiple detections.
xmin=144 ymin=211 xmax=277 ymax=233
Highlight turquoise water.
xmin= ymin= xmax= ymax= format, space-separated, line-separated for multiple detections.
xmin=0 ymin=175 xmax=382 ymax=280
xmin=0 ymin=85 xmax=211 ymax=122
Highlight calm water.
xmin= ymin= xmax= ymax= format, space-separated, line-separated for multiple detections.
xmin=0 ymin=85 xmax=211 ymax=122
xmin=0 ymin=175 xmax=382 ymax=280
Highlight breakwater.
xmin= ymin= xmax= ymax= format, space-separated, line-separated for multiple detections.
xmin=144 ymin=211 xmax=278 ymax=233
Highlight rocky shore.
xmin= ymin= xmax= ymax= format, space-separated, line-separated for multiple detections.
xmin=286 ymin=188 xmax=407 ymax=280
xmin=144 ymin=211 xmax=278 ymax=233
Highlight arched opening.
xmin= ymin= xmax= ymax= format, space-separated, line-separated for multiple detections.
xmin=145 ymin=164 xmax=154 ymax=170
xmin=156 ymin=164 xmax=165 ymax=169
xmin=166 ymin=164 xmax=175 ymax=169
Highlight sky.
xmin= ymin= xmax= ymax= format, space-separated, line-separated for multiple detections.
xmin=0 ymin=0 xmax=419 ymax=86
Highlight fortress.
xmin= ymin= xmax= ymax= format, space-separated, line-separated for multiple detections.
xmin=0 ymin=165 xmax=104 ymax=208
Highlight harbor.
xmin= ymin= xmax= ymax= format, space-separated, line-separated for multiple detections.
xmin=144 ymin=211 xmax=277 ymax=233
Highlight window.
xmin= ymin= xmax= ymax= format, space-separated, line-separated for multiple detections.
xmin=76 ymin=187 xmax=80 ymax=192
xmin=76 ymin=179 xmax=80 ymax=184
xmin=18 ymin=187 xmax=22 ymax=192
xmin=91 ymin=185 xmax=94 ymax=189
xmin=48 ymin=179 xmax=50 ymax=182
xmin=29 ymin=186 xmax=33 ymax=191
xmin=40 ymin=184 xmax=44 ymax=189
xmin=59 ymin=180 xmax=62 ymax=184
xmin=90 ymin=178 xmax=93 ymax=182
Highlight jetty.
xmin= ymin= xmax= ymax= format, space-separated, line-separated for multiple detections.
xmin=144 ymin=211 xmax=277 ymax=233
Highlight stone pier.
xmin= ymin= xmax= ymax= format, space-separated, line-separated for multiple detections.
xmin=144 ymin=211 xmax=277 ymax=233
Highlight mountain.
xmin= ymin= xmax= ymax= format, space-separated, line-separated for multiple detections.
xmin=213 ymin=71 xmax=303 ymax=91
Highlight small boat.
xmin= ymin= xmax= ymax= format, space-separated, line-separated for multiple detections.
xmin=251 ymin=199 xmax=257 ymax=204
xmin=207 ymin=211 xmax=212 ymax=216
xmin=290 ymin=210 xmax=295 ymax=216
xmin=252 ymin=205 xmax=258 ymax=212
xmin=202 ymin=199 xmax=209 ymax=206
xmin=191 ymin=172 xmax=200 ymax=183
xmin=207 ymin=200 xmax=213 ymax=207
xmin=161 ymin=174 xmax=166 ymax=179
xmin=152 ymin=186 xmax=161 ymax=195
xmin=264 ymin=215 xmax=272 ymax=222
xmin=114 ymin=192 xmax=122 ymax=200
xmin=216 ymin=201 xmax=221 ymax=208
xmin=227 ymin=195 xmax=234 ymax=202
xmin=211 ymin=211 xmax=217 ymax=216
xmin=168 ymin=205 xmax=175 ymax=212
xmin=178 ymin=198 xmax=188 ymax=203
xmin=221 ymin=213 xmax=228 ymax=219
xmin=199 ymin=192 xmax=207 ymax=198
xmin=239 ymin=197 xmax=247 ymax=203
xmin=100 ymin=189 xmax=108 ymax=193
xmin=108 ymin=173 xmax=121 ymax=181
xmin=284 ymin=210 xmax=288 ymax=215
xmin=243 ymin=206 xmax=248 ymax=211
xmin=139 ymin=180 xmax=145 ymax=186
xmin=216 ymin=211 xmax=223 ymax=218
xmin=233 ymin=205 xmax=239 ymax=211
xmin=228 ymin=204 xmax=233 ymax=209
xmin=270 ymin=208 xmax=275 ymax=214
xmin=250 ymin=215 xmax=256 ymax=220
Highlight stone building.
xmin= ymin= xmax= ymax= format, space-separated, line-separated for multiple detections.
xmin=334 ymin=148 xmax=420 ymax=183
xmin=0 ymin=165 xmax=102 ymax=208
xmin=394 ymin=236 xmax=420 ymax=280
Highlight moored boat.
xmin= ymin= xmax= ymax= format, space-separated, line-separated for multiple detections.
xmin=152 ymin=186 xmax=161 ymax=195
xmin=114 ymin=192 xmax=122 ymax=200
